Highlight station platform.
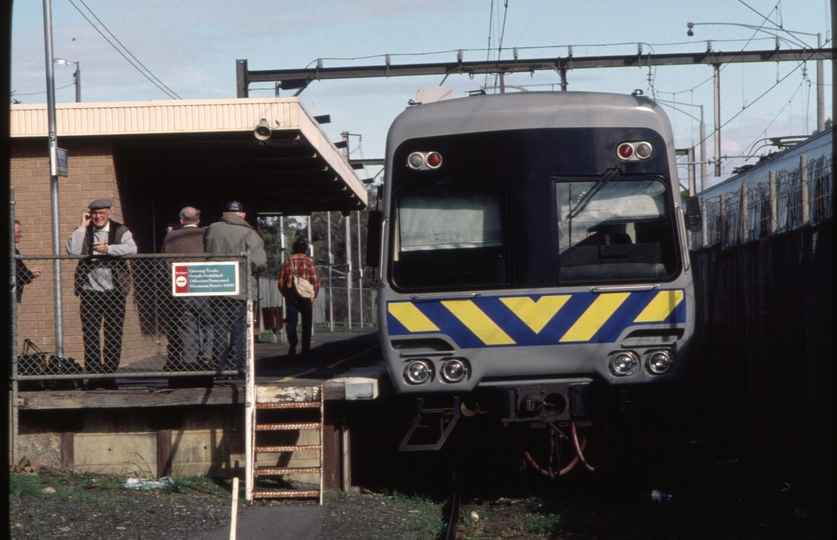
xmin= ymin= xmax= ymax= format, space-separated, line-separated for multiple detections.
xmin=16 ymin=329 xmax=387 ymax=410
xmin=12 ymin=329 xmax=389 ymax=490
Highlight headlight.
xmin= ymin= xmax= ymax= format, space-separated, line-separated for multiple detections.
xmin=609 ymin=351 xmax=638 ymax=376
xmin=440 ymin=358 xmax=468 ymax=383
xmin=646 ymin=350 xmax=674 ymax=375
xmin=404 ymin=360 xmax=432 ymax=384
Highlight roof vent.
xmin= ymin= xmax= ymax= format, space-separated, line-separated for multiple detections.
xmin=415 ymin=86 xmax=454 ymax=104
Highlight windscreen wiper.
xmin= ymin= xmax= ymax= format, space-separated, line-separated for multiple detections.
xmin=566 ymin=167 xmax=620 ymax=220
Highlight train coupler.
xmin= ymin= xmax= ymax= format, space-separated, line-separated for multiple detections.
xmin=399 ymin=396 xmax=461 ymax=452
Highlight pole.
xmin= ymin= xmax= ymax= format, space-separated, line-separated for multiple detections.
xmin=339 ymin=132 xmax=351 ymax=330
xmin=345 ymin=214 xmax=352 ymax=330
xmin=279 ymin=216 xmax=286 ymax=344
xmin=243 ymin=244 xmax=255 ymax=503
xmin=43 ymin=0 xmax=64 ymax=358
xmin=687 ymin=147 xmax=696 ymax=196
xmin=356 ymin=211 xmax=363 ymax=328
xmin=699 ymin=105 xmax=706 ymax=192
xmin=816 ymin=33 xmax=824 ymax=133
xmin=713 ymin=64 xmax=721 ymax=178
xmin=229 ymin=477 xmax=240 ymax=539
xmin=10 ymin=190 xmax=19 ymax=465
xmin=74 ymin=62 xmax=80 ymax=103
xmin=327 ymin=212 xmax=334 ymax=332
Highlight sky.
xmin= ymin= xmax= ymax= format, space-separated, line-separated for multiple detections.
xmin=10 ymin=0 xmax=834 ymax=190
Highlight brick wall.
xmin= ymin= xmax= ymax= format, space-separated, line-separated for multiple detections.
xmin=11 ymin=138 xmax=157 ymax=366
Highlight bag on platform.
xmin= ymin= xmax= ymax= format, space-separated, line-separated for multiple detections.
xmin=47 ymin=356 xmax=84 ymax=390
xmin=16 ymin=339 xmax=83 ymax=391
xmin=17 ymin=339 xmax=49 ymax=391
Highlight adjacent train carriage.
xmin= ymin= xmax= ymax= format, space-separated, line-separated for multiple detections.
xmin=368 ymin=91 xmax=697 ymax=455
xmin=693 ymin=127 xmax=832 ymax=248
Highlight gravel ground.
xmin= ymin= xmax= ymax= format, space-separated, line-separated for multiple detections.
xmin=8 ymin=464 xmax=830 ymax=540
xmin=6 ymin=467 xmax=645 ymax=540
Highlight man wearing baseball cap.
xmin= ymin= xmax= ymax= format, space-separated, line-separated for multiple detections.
xmin=204 ymin=201 xmax=266 ymax=374
xmin=66 ymin=199 xmax=137 ymax=389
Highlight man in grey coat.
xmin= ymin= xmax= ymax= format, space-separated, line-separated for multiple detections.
xmin=204 ymin=201 xmax=267 ymax=373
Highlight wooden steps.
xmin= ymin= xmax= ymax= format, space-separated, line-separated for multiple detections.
xmin=249 ymin=387 xmax=324 ymax=504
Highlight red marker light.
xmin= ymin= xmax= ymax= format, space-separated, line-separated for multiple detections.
xmin=425 ymin=152 xmax=443 ymax=169
xmin=617 ymin=143 xmax=634 ymax=159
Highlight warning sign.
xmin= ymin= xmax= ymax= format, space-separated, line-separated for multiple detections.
xmin=171 ymin=262 xmax=239 ymax=296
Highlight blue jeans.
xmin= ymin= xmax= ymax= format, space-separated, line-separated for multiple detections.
xmin=284 ymin=293 xmax=313 ymax=354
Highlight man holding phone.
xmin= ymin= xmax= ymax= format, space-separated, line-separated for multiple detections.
xmin=66 ymin=199 xmax=137 ymax=388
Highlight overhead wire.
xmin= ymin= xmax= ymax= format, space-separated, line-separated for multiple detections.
xmin=68 ymin=0 xmax=181 ymax=99
xmin=736 ymin=0 xmax=814 ymax=48
xmin=12 ymin=82 xmax=76 ymax=97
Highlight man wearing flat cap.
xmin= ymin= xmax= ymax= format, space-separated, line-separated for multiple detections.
xmin=66 ymin=199 xmax=137 ymax=388
xmin=204 ymin=201 xmax=266 ymax=373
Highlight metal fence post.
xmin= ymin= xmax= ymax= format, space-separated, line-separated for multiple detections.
xmin=800 ymin=154 xmax=809 ymax=226
xmin=244 ymin=243 xmax=255 ymax=502
xmin=769 ymin=170 xmax=777 ymax=235
xmin=10 ymin=189 xmax=19 ymax=466
xmin=740 ymin=181 xmax=749 ymax=243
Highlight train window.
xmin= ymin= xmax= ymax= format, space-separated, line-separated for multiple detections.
xmin=555 ymin=177 xmax=678 ymax=283
xmin=390 ymin=185 xmax=509 ymax=291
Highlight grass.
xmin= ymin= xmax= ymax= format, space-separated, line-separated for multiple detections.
xmin=9 ymin=471 xmax=232 ymax=501
xmin=9 ymin=471 xmax=236 ymax=540
xmin=9 ymin=473 xmax=45 ymax=498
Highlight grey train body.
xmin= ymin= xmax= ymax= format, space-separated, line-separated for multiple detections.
xmin=373 ymin=91 xmax=696 ymax=427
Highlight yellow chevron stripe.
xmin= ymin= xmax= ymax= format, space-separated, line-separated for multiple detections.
xmin=560 ymin=293 xmax=630 ymax=342
xmin=501 ymin=295 xmax=571 ymax=334
xmin=441 ymin=300 xmax=515 ymax=345
xmin=387 ymin=302 xmax=439 ymax=332
xmin=634 ymin=290 xmax=684 ymax=322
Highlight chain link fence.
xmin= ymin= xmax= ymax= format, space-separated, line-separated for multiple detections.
xmin=13 ymin=253 xmax=252 ymax=387
xmin=256 ymin=278 xmax=377 ymax=342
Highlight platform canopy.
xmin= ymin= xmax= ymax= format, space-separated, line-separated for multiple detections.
xmin=10 ymin=98 xmax=368 ymax=216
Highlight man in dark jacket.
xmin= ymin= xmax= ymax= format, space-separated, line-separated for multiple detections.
xmin=14 ymin=220 xmax=43 ymax=304
xmin=204 ymin=201 xmax=266 ymax=373
xmin=162 ymin=207 xmax=214 ymax=380
xmin=66 ymin=199 xmax=137 ymax=388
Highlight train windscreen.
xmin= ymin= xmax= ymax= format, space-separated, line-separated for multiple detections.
xmin=391 ymin=184 xmax=510 ymax=290
xmin=555 ymin=177 xmax=678 ymax=282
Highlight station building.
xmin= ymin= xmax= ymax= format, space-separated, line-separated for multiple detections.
xmin=9 ymin=98 xmax=379 ymax=495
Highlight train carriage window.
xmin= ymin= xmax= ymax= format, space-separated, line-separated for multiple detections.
xmin=391 ymin=185 xmax=509 ymax=291
xmin=555 ymin=177 xmax=678 ymax=283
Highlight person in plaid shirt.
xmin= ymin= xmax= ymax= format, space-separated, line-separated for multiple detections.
xmin=279 ymin=237 xmax=320 ymax=357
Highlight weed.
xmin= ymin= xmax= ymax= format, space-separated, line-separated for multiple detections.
xmin=9 ymin=473 xmax=44 ymax=498
xmin=526 ymin=512 xmax=563 ymax=534
xmin=163 ymin=477 xmax=185 ymax=494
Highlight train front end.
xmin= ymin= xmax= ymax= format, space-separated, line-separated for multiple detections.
xmin=371 ymin=92 xmax=696 ymax=444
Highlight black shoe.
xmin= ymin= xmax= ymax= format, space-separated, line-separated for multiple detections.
xmin=287 ymin=348 xmax=296 ymax=357
xmin=86 ymin=379 xmax=117 ymax=390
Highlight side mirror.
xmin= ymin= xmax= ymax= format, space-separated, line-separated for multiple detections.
xmin=366 ymin=210 xmax=382 ymax=268
xmin=684 ymin=196 xmax=702 ymax=232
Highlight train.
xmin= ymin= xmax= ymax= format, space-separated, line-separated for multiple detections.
xmin=692 ymin=126 xmax=832 ymax=247
xmin=367 ymin=91 xmax=699 ymax=462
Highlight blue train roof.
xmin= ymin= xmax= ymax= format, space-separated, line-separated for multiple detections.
xmin=698 ymin=127 xmax=832 ymax=199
